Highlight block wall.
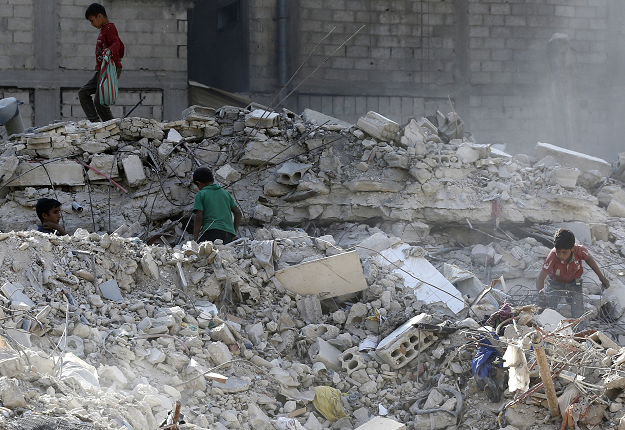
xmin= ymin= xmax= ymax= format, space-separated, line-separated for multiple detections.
xmin=0 ymin=0 xmax=35 ymax=70
xmin=248 ymin=0 xmax=618 ymax=159
xmin=58 ymin=0 xmax=188 ymax=73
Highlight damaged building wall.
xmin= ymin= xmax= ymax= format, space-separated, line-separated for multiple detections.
xmin=241 ymin=0 xmax=620 ymax=160
xmin=0 ymin=0 xmax=192 ymax=128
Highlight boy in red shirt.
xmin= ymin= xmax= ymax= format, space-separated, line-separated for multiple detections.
xmin=78 ymin=3 xmax=124 ymax=122
xmin=536 ymin=228 xmax=609 ymax=318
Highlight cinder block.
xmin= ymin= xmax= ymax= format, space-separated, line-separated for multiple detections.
xmin=375 ymin=313 xmax=438 ymax=370
xmin=338 ymin=346 xmax=366 ymax=375
xmin=356 ymin=111 xmax=400 ymax=141
xmin=122 ymin=155 xmax=146 ymax=187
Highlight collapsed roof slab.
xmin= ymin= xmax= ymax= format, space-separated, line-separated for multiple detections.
xmin=535 ymin=142 xmax=611 ymax=177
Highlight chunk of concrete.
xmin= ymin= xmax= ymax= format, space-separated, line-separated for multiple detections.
xmin=277 ymin=162 xmax=312 ymax=185
xmin=548 ymin=167 xmax=580 ymax=190
xmin=241 ymin=139 xmax=303 ymax=166
xmin=0 ymin=156 xmax=18 ymax=185
xmin=182 ymin=105 xmax=216 ymax=121
xmin=9 ymin=160 xmax=85 ymax=187
xmin=121 ymin=155 xmax=147 ymax=187
xmin=309 ymin=338 xmax=342 ymax=372
xmin=252 ymin=204 xmax=273 ymax=223
xmin=88 ymin=154 xmax=119 ymax=181
xmin=587 ymin=331 xmax=619 ymax=350
xmin=1 ymin=282 xmax=34 ymax=310
xmin=98 ymin=279 xmax=123 ymax=303
xmin=0 ymin=376 xmax=27 ymax=408
xmin=207 ymin=341 xmax=233 ymax=365
xmin=296 ymin=295 xmax=323 ymax=324
xmin=0 ymin=356 xmax=25 ymax=377
xmin=376 ymin=313 xmax=438 ymax=370
xmin=245 ymin=109 xmax=279 ymax=128
xmin=215 ymin=164 xmax=241 ymax=183
xmin=354 ymin=416 xmax=406 ymax=430
xmin=356 ymin=111 xmax=400 ymax=141
xmin=275 ymin=250 xmax=368 ymax=299
xmin=302 ymin=108 xmax=352 ymax=130
xmin=400 ymin=119 xmax=426 ymax=147
xmin=339 ymin=346 xmax=366 ymax=375
xmin=535 ymin=142 xmax=611 ymax=177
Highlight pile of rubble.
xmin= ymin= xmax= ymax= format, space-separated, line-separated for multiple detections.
xmin=0 ymin=104 xmax=623 ymax=239
xmin=0 ymin=219 xmax=624 ymax=429
xmin=1 ymin=104 xmax=625 ymax=429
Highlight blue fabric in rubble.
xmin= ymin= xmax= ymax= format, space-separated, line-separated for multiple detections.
xmin=471 ymin=334 xmax=501 ymax=379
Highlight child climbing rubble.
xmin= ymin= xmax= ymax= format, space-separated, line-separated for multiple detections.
xmin=536 ymin=228 xmax=609 ymax=318
xmin=36 ymin=198 xmax=68 ymax=235
xmin=78 ymin=3 xmax=124 ymax=122
xmin=192 ymin=167 xmax=242 ymax=245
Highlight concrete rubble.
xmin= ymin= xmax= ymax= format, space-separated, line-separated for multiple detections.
xmin=0 ymin=105 xmax=625 ymax=429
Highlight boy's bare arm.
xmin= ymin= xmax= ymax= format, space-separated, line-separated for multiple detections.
xmin=193 ymin=210 xmax=203 ymax=241
xmin=585 ymin=255 xmax=610 ymax=288
xmin=232 ymin=207 xmax=242 ymax=232
xmin=536 ymin=269 xmax=548 ymax=292
xmin=43 ymin=222 xmax=68 ymax=236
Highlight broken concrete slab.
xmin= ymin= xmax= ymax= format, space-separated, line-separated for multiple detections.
xmin=275 ymin=250 xmax=368 ymax=299
xmin=98 ymin=279 xmax=123 ymax=302
xmin=535 ymin=142 xmax=611 ymax=177
xmin=356 ymin=111 xmax=400 ymax=141
xmin=377 ymin=244 xmax=464 ymax=314
xmin=548 ymin=167 xmax=580 ymax=190
xmin=1 ymin=282 xmax=34 ymax=310
xmin=310 ymin=338 xmax=342 ymax=372
xmin=302 ymin=108 xmax=352 ymax=130
xmin=9 ymin=160 xmax=85 ymax=187
xmin=354 ymin=416 xmax=406 ymax=430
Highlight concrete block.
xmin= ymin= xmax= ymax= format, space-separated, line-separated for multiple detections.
xmin=338 ymin=346 xmax=366 ymax=375
xmin=302 ymin=108 xmax=352 ymax=130
xmin=88 ymin=154 xmax=119 ymax=181
xmin=309 ymin=338 xmax=342 ymax=372
xmin=0 ymin=156 xmax=18 ymax=185
xmin=215 ymin=164 xmax=241 ymax=183
xmin=589 ymin=223 xmax=609 ymax=242
xmin=0 ymin=377 xmax=27 ymax=409
xmin=275 ymin=250 xmax=368 ymax=299
xmin=535 ymin=142 xmax=611 ymax=177
xmin=252 ymin=204 xmax=273 ymax=223
xmin=0 ymin=356 xmax=25 ymax=378
xmin=245 ymin=109 xmax=279 ymax=128
xmin=356 ymin=111 xmax=400 ymax=141
xmin=182 ymin=105 xmax=216 ymax=121
xmin=9 ymin=160 xmax=84 ymax=187
xmin=276 ymin=162 xmax=312 ymax=185
xmin=122 ymin=155 xmax=147 ymax=187
xmin=355 ymin=417 xmax=406 ymax=430
xmin=207 ymin=341 xmax=232 ymax=365
xmin=548 ymin=167 xmax=580 ymax=190
xmin=296 ymin=295 xmax=323 ymax=324
xmin=587 ymin=331 xmax=618 ymax=350
xmin=375 ymin=313 xmax=438 ymax=370
xmin=608 ymin=198 xmax=625 ymax=218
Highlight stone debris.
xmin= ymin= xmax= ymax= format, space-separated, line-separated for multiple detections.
xmin=0 ymin=104 xmax=625 ymax=429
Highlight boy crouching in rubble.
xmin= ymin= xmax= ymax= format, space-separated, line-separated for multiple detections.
xmin=36 ymin=198 xmax=69 ymax=236
xmin=536 ymin=228 xmax=609 ymax=318
xmin=192 ymin=167 xmax=242 ymax=245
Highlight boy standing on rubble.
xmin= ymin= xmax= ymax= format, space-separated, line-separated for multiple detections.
xmin=78 ymin=3 xmax=124 ymax=122
xmin=536 ymin=228 xmax=609 ymax=318
xmin=192 ymin=167 xmax=242 ymax=245
xmin=36 ymin=198 xmax=69 ymax=236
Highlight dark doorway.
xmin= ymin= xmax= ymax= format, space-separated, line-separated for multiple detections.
xmin=188 ymin=0 xmax=250 ymax=93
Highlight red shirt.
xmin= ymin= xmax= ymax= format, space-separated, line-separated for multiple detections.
xmin=542 ymin=244 xmax=589 ymax=283
xmin=95 ymin=22 xmax=124 ymax=70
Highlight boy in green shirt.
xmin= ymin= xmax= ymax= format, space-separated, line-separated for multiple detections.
xmin=192 ymin=167 xmax=242 ymax=244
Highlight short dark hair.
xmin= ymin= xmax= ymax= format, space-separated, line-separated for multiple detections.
xmin=36 ymin=198 xmax=62 ymax=222
xmin=193 ymin=167 xmax=214 ymax=184
xmin=554 ymin=228 xmax=575 ymax=250
xmin=85 ymin=3 xmax=107 ymax=20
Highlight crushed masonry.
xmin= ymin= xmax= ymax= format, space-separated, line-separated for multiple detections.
xmin=0 ymin=104 xmax=624 ymax=429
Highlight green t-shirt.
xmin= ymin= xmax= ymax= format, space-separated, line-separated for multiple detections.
xmin=193 ymin=184 xmax=237 ymax=235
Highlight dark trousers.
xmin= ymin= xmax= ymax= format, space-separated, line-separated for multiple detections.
xmin=198 ymin=229 xmax=236 ymax=245
xmin=78 ymin=69 xmax=120 ymax=122
xmin=544 ymin=278 xmax=584 ymax=318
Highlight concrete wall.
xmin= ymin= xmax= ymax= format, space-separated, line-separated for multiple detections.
xmin=0 ymin=0 xmax=192 ymax=127
xmin=246 ymin=0 xmax=621 ymax=160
